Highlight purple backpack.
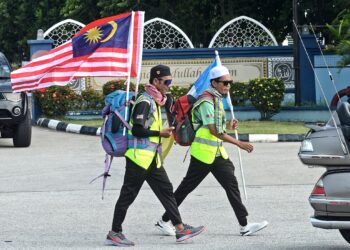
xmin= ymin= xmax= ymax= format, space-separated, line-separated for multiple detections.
xmin=101 ymin=90 xmax=135 ymax=157
xmin=91 ymin=90 xmax=135 ymax=199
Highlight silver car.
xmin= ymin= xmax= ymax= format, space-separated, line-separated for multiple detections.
xmin=0 ymin=52 xmax=31 ymax=147
xmin=299 ymin=102 xmax=350 ymax=245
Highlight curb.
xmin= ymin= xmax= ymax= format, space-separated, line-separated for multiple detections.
xmin=37 ymin=118 xmax=101 ymax=136
xmin=36 ymin=118 xmax=305 ymax=142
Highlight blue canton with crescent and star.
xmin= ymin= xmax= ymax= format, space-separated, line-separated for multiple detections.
xmin=72 ymin=15 xmax=131 ymax=58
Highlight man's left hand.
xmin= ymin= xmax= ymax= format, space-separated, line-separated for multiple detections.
xmin=227 ymin=119 xmax=239 ymax=130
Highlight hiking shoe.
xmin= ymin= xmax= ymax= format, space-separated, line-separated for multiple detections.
xmin=240 ymin=221 xmax=268 ymax=236
xmin=155 ymin=219 xmax=176 ymax=236
xmin=176 ymin=224 xmax=205 ymax=242
xmin=105 ymin=231 xmax=135 ymax=247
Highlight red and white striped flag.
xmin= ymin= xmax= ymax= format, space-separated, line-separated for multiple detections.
xmin=130 ymin=11 xmax=144 ymax=79
xmin=11 ymin=11 xmax=145 ymax=92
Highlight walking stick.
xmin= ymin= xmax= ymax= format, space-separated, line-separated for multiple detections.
xmin=226 ymin=94 xmax=248 ymax=200
xmin=215 ymin=50 xmax=248 ymax=200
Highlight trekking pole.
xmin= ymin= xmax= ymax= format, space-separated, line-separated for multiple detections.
xmin=227 ymin=94 xmax=248 ymax=201
xmin=215 ymin=50 xmax=247 ymax=200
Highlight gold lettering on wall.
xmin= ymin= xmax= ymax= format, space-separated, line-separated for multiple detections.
xmin=88 ymin=57 xmax=268 ymax=89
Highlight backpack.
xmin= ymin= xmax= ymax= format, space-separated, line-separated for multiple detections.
xmin=101 ymin=90 xmax=135 ymax=157
xmin=91 ymin=90 xmax=135 ymax=199
xmin=168 ymin=92 xmax=214 ymax=146
xmin=91 ymin=90 xmax=155 ymax=199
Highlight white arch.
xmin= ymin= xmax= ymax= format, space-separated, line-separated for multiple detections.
xmin=43 ymin=19 xmax=85 ymax=38
xmin=144 ymin=17 xmax=194 ymax=48
xmin=209 ymin=15 xmax=278 ymax=48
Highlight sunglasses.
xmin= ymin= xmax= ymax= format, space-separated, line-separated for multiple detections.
xmin=157 ymin=78 xmax=172 ymax=86
xmin=217 ymin=80 xmax=233 ymax=86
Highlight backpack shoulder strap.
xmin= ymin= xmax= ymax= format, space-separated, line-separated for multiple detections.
xmin=132 ymin=92 xmax=156 ymax=128
xmin=135 ymin=92 xmax=155 ymax=111
xmin=193 ymin=91 xmax=214 ymax=111
xmin=199 ymin=91 xmax=214 ymax=102
xmin=113 ymin=109 xmax=131 ymax=130
xmin=191 ymin=91 xmax=215 ymax=126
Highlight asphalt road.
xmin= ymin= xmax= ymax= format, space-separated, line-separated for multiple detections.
xmin=0 ymin=127 xmax=349 ymax=249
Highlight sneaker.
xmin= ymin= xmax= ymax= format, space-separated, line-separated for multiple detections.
xmin=176 ymin=224 xmax=205 ymax=242
xmin=155 ymin=219 xmax=176 ymax=236
xmin=240 ymin=221 xmax=268 ymax=236
xmin=105 ymin=231 xmax=135 ymax=247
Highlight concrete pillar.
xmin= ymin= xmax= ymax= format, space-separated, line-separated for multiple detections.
xmin=27 ymin=38 xmax=54 ymax=125
xmin=299 ymin=33 xmax=320 ymax=104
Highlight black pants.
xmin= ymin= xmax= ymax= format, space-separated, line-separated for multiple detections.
xmin=112 ymin=157 xmax=182 ymax=232
xmin=162 ymin=156 xmax=248 ymax=226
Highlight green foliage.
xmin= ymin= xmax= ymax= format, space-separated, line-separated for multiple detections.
xmin=34 ymin=86 xmax=81 ymax=117
xmin=81 ymin=88 xmax=104 ymax=110
xmin=103 ymin=80 xmax=189 ymax=100
xmin=0 ymin=0 xmax=66 ymax=63
xmin=34 ymin=79 xmax=287 ymax=120
xmin=327 ymin=9 xmax=350 ymax=67
xmin=102 ymin=80 xmax=130 ymax=96
xmin=3 ymin=0 xmax=350 ymax=64
xmin=247 ymin=77 xmax=285 ymax=120
xmin=97 ymin=0 xmax=135 ymax=17
xmin=61 ymin=0 xmax=101 ymax=22
xmin=102 ymin=79 xmax=146 ymax=96
xmin=169 ymin=85 xmax=189 ymax=99
xmin=35 ymin=81 xmax=130 ymax=117
xmin=229 ymin=81 xmax=249 ymax=106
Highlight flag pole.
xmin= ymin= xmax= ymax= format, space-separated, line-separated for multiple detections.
xmin=215 ymin=50 xmax=248 ymax=200
xmin=134 ymin=11 xmax=145 ymax=97
xmin=123 ymin=11 xmax=135 ymax=136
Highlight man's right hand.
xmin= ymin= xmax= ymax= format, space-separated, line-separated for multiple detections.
xmin=160 ymin=127 xmax=175 ymax=138
xmin=237 ymin=141 xmax=253 ymax=153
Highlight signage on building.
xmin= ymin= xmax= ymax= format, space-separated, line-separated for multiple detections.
xmin=88 ymin=57 xmax=268 ymax=89
xmin=141 ymin=58 xmax=267 ymax=86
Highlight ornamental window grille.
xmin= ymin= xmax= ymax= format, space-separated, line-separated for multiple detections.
xmin=44 ymin=19 xmax=85 ymax=48
xmin=43 ymin=19 xmax=86 ymax=92
xmin=143 ymin=18 xmax=194 ymax=49
xmin=209 ymin=16 xmax=278 ymax=48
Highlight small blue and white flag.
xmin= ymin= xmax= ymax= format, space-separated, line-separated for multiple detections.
xmin=187 ymin=55 xmax=230 ymax=109
xmin=187 ymin=58 xmax=218 ymax=98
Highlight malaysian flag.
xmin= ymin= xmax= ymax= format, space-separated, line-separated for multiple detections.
xmin=11 ymin=11 xmax=144 ymax=92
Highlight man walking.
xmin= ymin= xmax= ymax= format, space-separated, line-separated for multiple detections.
xmin=155 ymin=65 xmax=268 ymax=237
xmin=106 ymin=65 xmax=205 ymax=246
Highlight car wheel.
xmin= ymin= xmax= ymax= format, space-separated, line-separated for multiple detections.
xmin=13 ymin=110 xmax=32 ymax=147
xmin=340 ymin=229 xmax=350 ymax=244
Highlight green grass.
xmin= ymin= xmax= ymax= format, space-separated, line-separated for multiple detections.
xmin=229 ymin=121 xmax=309 ymax=134
xmin=61 ymin=119 xmax=103 ymax=128
xmin=59 ymin=118 xmax=309 ymax=134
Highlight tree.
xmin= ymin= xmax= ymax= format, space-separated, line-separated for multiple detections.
xmin=2 ymin=0 xmax=350 ymax=65
xmin=0 ymin=0 xmax=65 ymax=64
xmin=61 ymin=0 xmax=101 ymax=23
xmin=327 ymin=9 xmax=350 ymax=67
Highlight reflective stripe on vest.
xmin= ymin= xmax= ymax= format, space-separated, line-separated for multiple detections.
xmin=125 ymin=95 xmax=162 ymax=169
xmin=193 ymin=137 xmax=223 ymax=147
xmin=190 ymin=99 xmax=228 ymax=164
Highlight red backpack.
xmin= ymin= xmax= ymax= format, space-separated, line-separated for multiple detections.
xmin=167 ymin=92 xmax=213 ymax=146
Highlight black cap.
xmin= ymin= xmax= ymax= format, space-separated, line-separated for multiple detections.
xmin=150 ymin=65 xmax=171 ymax=81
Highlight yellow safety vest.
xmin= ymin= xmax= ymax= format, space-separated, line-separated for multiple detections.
xmin=125 ymin=94 xmax=162 ymax=169
xmin=190 ymin=98 xmax=228 ymax=164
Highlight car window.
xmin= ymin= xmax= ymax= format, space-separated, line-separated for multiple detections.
xmin=0 ymin=64 xmax=10 ymax=78
xmin=0 ymin=56 xmax=10 ymax=78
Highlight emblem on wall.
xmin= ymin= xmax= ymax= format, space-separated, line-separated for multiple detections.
xmin=268 ymin=57 xmax=294 ymax=89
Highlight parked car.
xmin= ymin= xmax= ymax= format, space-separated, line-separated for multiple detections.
xmin=0 ymin=52 xmax=31 ymax=147
xmin=298 ymin=102 xmax=350 ymax=245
